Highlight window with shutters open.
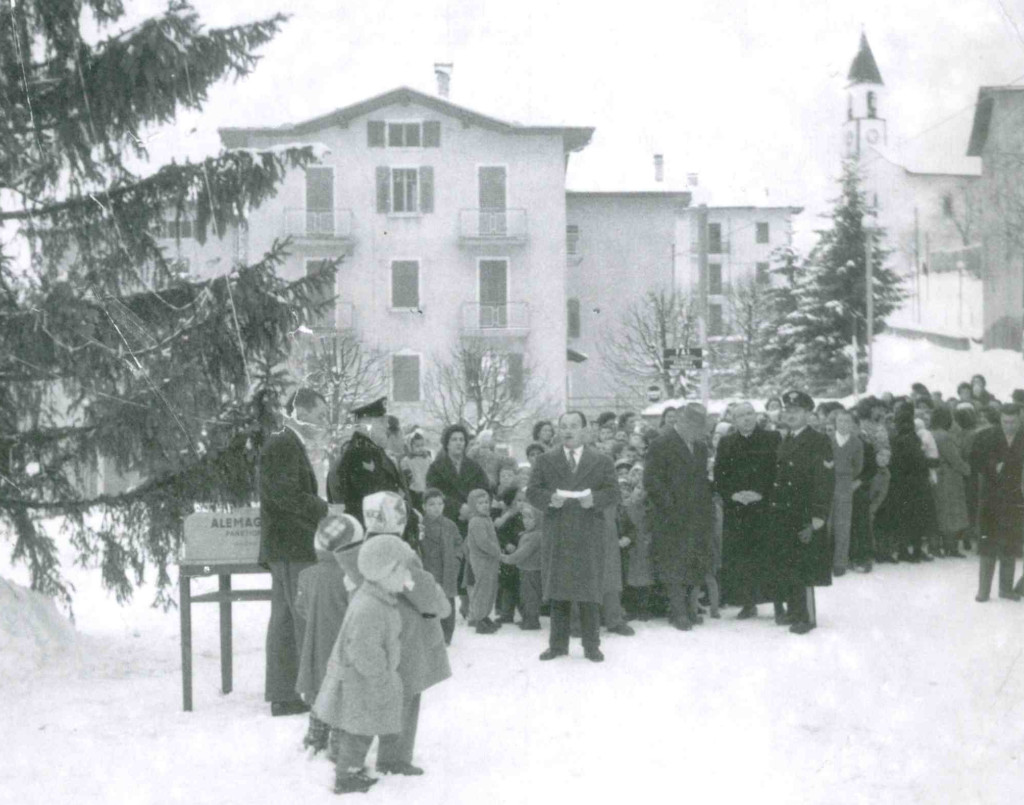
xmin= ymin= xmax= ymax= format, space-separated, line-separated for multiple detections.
xmin=708 ymin=222 xmax=723 ymax=254
xmin=756 ymin=222 xmax=770 ymax=244
xmin=367 ymin=120 xmax=441 ymax=148
xmin=392 ymin=354 xmax=421 ymax=402
xmin=567 ymin=298 xmax=581 ymax=338
xmin=390 ymin=260 xmax=420 ymax=309
xmin=376 ymin=166 xmax=434 ymax=214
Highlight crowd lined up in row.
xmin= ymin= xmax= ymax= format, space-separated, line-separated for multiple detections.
xmin=256 ymin=371 xmax=1023 ymax=793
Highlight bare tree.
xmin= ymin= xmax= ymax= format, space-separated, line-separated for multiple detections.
xmin=598 ymin=289 xmax=701 ymax=399
xmin=941 ymin=180 xmax=981 ymax=247
xmin=724 ymin=275 xmax=776 ymax=397
xmin=290 ymin=328 xmax=388 ymax=452
xmin=423 ymin=340 xmax=554 ymax=437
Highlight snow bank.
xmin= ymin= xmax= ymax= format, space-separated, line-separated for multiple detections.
xmin=869 ymin=332 xmax=1023 ymax=399
xmin=0 ymin=577 xmax=79 ymax=684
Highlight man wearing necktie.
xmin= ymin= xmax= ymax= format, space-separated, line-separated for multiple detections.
xmin=527 ymin=411 xmax=620 ymax=662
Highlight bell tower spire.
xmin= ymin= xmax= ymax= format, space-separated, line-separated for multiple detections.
xmin=843 ymin=31 xmax=887 ymax=159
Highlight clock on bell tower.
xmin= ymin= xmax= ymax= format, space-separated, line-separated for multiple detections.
xmin=842 ymin=32 xmax=887 ymax=159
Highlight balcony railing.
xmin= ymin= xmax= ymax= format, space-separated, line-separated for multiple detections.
xmin=458 ymin=209 xmax=528 ymax=243
xmin=283 ymin=208 xmax=355 ymax=241
xmin=460 ymin=302 xmax=530 ymax=335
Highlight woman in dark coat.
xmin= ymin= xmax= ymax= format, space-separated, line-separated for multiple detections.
xmin=879 ymin=402 xmax=932 ymax=562
xmin=931 ymin=406 xmax=970 ymax=557
xmin=425 ymin=424 xmax=491 ymax=616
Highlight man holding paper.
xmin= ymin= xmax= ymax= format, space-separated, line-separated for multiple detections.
xmin=527 ymin=411 xmax=620 ymax=662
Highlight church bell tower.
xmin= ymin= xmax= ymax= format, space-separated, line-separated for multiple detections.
xmin=843 ymin=32 xmax=887 ymax=159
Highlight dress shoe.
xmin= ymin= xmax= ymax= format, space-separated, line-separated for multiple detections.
xmin=736 ymin=605 xmax=757 ymax=620
xmin=789 ymin=621 xmax=816 ymax=635
xmin=475 ymin=619 xmax=501 ymax=634
xmin=671 ymin=617 xmax=693 ymax=631
xmin=334 ymin=770 xmax=378 ymax=794
xmin=998 ymin=591 xmax=1022 ymax=602
xmin=539 ymin=648 xmax=568 ymax=661
xmin=584 ymin=648 xmax=605 ymax=662
xmin=518 ymin=620 xmax=542 ymax=631
xmin=775 ymin=611 xmax=795 ymax=626
xmin=607 ymin=623 xmax=635 ymax=636
xmin=975 ymin=594 xmax=990 ymax=603
xmin=271 ymin=700 xmax=310 ymax=717
xmin=378 ymin=762 xmax=424 ymax=776
xmin=495 ymin=615 xmax=514 ymax=624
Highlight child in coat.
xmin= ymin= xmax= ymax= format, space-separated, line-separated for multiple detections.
xmin=466 ymin=488 xmax=502 ymax=634
xmin=500 ymin=503 xmax=543 ymax=629
xmin=420 ymin=488 xmax=462 ymax=645
xmin=328 ymin=534 xmax=412 ymax=795
xmin=295 ymin=513 xmax=363 ymax=754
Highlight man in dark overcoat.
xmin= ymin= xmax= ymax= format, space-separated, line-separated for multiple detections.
xmin=644 ymin=403 xmax=715 ymax=631
xmin=327 ymin=399 xmax=419 ymax=547
xmin=767 ymin=390 xmax=834 ymax=635
xmin=259 ymin=387 xmax=329 ymax=716
xmin=527 ymin=411 xmax=619 ymax=662
xmin=715 ymin=401 xmax=781 ymax=618
xmin=972 ymin=403 xmax=1024 ymax=601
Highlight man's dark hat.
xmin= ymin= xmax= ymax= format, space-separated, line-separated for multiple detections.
xmin=782 ymin=389 xmax=814 ymax=412
xmin=350 ymin=397 xmax=387 ymax=420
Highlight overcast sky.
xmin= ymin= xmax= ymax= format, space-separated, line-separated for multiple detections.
xmin=119 ymin=0 xmax=1024 ymax=247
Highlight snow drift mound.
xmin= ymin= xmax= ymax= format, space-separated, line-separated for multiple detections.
xmin=0 ymin=577 xmax=79 ymax=683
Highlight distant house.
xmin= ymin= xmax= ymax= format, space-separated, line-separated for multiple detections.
xmin=966 ymin=85 xmax=1024 ymax=351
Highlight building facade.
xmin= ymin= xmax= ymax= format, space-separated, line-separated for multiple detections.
xmin=182 ymin=87 xmax=593 ymax=433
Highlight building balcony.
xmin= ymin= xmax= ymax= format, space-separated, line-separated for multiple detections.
xmin=459 ymin=302 xmax=530 ymax=337
xmin=283 ymin=208 xmax=356 ymax=246
xmin=457 ymin=209 xmax=528 ymax=246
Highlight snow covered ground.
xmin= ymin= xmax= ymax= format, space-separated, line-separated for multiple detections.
xmin=3 ymin=546 xmax=1024 ymax=805
xmin=869 ymin=333 xmax=1023 ymax=402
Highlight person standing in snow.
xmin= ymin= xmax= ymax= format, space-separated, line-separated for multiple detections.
xmin=766 ymin=390 xmax=834 ymax=635
xmin=258 ymin=387 xmax=329 ymax=717
xmin=527 ymin=411 xmax=620 ymax=662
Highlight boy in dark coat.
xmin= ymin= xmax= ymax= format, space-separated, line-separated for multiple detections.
xmin=419 ymin=488 xmax=462 ymax=644
xmin=501 ymin=503 xmax=543 ymax=629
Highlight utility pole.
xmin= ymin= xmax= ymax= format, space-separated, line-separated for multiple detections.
xmin=864 ymin=224 xmax=874 ymax=379
xmin=697 ymin=204 xmax=710 ymax=407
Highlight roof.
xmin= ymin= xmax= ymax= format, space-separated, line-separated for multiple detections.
xmin=848 ymin=32 xmax=883 ymax=86
xmin=964 ymin=86 xmax=1024 ymax=156
xmin=217 ymin=86 xmax=594 ymax=153
xmin=567 ymin=190 xmax=693 ymax=201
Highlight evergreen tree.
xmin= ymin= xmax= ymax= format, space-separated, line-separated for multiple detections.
xmin=0 ymin=1 xmax=337 ymax=608
xmin=759 ymin=245 xmax=805 ymax=393
xmin=778 ymin=159 xmax=904 ymax=395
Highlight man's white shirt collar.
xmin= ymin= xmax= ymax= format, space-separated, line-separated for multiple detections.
xmin=835 ymin=432 xmax=850 ymax=447
xmin=565 ymin=445 xmax=584 ymax=463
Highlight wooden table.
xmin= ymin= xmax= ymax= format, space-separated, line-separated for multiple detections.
xmin=178 ymin=562 xmax=271 ymax=712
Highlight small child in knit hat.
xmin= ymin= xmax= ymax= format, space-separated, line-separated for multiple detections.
xmin=295 ymin=513 xmax=364 ymax=754
xmin=330 ymin=535 xmax=414 ymax=795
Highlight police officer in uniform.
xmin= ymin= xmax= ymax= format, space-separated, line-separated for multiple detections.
xmin=768 ymin=390 xmax=835 ymax=635
xmin=326 ymin=397 xmax=420 ymax=546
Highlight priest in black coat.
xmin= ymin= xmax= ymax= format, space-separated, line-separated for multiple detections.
xmin=767 ymin=390 xmax=834 ymax=635
xmin=714 ymin=402 xmax=781 ymax=618
xmin=259 ymin=387 xmax=329 ymax=715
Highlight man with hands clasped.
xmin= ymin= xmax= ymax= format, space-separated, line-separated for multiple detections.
xmin=526 ymin=411 xmax=620 ymax=662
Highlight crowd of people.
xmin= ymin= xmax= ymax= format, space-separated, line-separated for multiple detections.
xmin=255 ymin=371 xmax=1024 ymax=794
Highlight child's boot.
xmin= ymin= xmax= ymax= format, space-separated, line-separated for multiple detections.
xmin=334 ymin=768 xmax=378 ymax=795
xmin=303 ymin=714 xmax=330 ymax=754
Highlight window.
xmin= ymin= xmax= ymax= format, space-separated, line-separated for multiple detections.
xmin=756 ymin=222 xmax=769 ymax=244
xmin=368 ymin=120 xmax=441 ymax=148
xmin=507 ymin=353 xmax=524 ymax=401
xmin=391 ymin=260 xmax=420 ymax=309
xmin=709 ymin=303 xmax=724 ymax=337
xmin=567 ymin=298 xmax=581 ymax=338
xmin=867 ymin=91 xmax=877 ymax=119
xmin=708 ymin=222 xmax=722 ymax=254
xmin=306 ymin=259 xmax=336 ymax=329
xmin=708 ymin=264 xmax=722 ymax=295
xmin=566 ymin=225 xmax=580 ymax=256
xmin=305 ymin=167 xmax=334 ymax=235
xmin=376 ymin=166 xmax=434 ymax=214
xmin=756 ymin=262 xmax=770 ymax=284
xmin=479 ymin=259 xmax=508 ymax=328
xmin=392 ymin=355 xmax=421 ymax=402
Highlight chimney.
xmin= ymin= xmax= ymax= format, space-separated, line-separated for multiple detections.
xmin=654 ymin=154 xmax=664 ymax=183
xmin=434 ymin=63 xmax=453 ymax=99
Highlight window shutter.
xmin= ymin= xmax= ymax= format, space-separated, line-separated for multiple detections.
xmin=368 ymin=120 xmax=385 ymax=147
xmin=391 ymin=261 xmax=419 ymax=308
xmin=423 ymin=120 xmax=441 ymax=147
xmin=507 ymin=353 xmax=524 ymax=401
xmin=567 ymin=298 xmax=581 ymax=338
xmin=393 ymin=355 xmax=421 ymax=402
xmin=419 ymin=166 xmax=434 ymax=213
xmin=376 ymin=166 xmax=390 ymax=213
